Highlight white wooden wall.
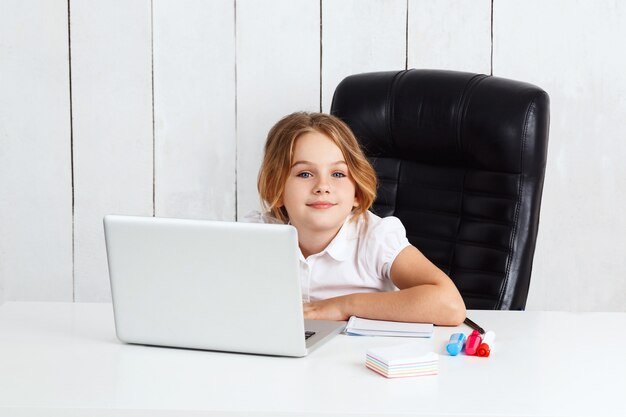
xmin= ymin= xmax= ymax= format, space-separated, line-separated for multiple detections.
xmin=71 ymin=0 xmax=154 ymax=301
xmin=153 ymin=1 xmax=236 ymax=222
xmin=1 ymin=0 xmax=625 ymax=311
xmin=0 ymin=0 xmax=73 ymax=301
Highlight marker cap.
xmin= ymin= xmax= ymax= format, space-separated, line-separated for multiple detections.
xmin=477 ymin=343 xmax=490 ymax=357
xmin=477 ymin=331 xmax=495 ymax=357
xmin=446 ymin=333 xmax=466 ymax=356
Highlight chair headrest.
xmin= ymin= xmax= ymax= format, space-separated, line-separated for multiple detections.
xmin=331 ymin=69 xmax=550 ymax=174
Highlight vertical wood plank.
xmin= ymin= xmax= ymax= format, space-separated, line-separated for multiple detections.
xmin=0 ymin=0 xmax=73 ymax=301
xmin=72 ymin=0 xmax=153 ymax=301
xmin=494 ymin=1 xmax=626 ymax=312
xmin=153 ymin=0 xmax=236 ymax=221
xmin=236 ymin=0 xmax=320 ymax=217
xmin=322 ymin=0 xmax=406 ymax=112
xmin=408 ymin=0 xmax=491 ymax=74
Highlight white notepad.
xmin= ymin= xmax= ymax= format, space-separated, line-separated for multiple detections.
xmin=366 ymin=342 xmax=438 ymax=378
xmin=344 ymin=316 xmax=433 ymax=337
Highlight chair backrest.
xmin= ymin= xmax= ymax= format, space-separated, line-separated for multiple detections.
xmin=331 ymin=69 xmax=550 ymax=310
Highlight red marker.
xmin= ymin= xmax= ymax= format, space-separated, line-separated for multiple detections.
xmin=465 ymin=330 xmax=482 ymax=355
xmin=477 ymin=331 xmax=496 ymax=357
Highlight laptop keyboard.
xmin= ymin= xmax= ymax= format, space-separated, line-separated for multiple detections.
xmin=305 ymin=331 xmax=316 ymax=340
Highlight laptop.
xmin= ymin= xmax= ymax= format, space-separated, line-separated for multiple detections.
xmin=103 ymin=214 xmax=345 ymax=357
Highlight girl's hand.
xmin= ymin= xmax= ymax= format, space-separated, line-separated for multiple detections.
xmin=303 ymin=296 xmax=351 ymax=321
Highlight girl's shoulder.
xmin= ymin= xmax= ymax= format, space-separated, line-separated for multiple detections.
xmin=357 ymin=211 xmax=410 ymax=277
xmin=360 ymin=210 xmax=406 ymax=238
xmin=356 ymin=211 xmax=408 ymax=252
xmin=240 ymin=210 xmax=284 ymax=224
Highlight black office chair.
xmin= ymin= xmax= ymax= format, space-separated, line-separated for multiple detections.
xmin=331 ymin=69 xmax=550 ymax=310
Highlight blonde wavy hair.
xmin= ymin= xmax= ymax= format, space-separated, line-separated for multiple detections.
xmin=257 ymin=112 xmax=377 ymax=224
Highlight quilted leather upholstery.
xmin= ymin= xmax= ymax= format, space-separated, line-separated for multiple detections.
xmin=331 ymin=69 xmax=550 ymax=310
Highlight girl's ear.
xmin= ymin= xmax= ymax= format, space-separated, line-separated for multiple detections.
xmin=353 ymin=195 xmax=360 ymax=208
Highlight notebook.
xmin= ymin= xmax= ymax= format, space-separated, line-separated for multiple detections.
xmin=103 ymin=214 xmax=346 ymax=357
xmin=345 ymin=316 xmax=433 ymax=337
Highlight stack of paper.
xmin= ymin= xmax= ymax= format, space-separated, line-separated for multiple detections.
xmin=366 ymin=342 xmax=438 ymax=378
xmin=345 ymin=316 xmax=433 ymax=338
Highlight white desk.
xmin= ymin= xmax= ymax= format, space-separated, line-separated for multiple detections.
xmin=0 ymin=302 xmax=624 ymax=417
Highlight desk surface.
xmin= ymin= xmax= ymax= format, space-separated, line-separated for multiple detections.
xmin=0 ymin=302 xmax=624 ymax=417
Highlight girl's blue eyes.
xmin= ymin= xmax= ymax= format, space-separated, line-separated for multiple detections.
xmin=296 ymin=172 xmax=346 ymax=178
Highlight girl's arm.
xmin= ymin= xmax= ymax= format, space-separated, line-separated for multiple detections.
xmin=303 ymin=245 xmax=466 ymax=325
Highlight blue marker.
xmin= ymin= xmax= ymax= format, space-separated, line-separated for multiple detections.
xmin=446 ymin=333 xmax=466 ymax=356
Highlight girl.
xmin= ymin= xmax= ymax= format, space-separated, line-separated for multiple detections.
xmin=246 ymin=112 xmax=466 ymax=326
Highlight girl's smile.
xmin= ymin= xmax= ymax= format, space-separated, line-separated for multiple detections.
xmin=306 ymin=201 xmax=336 ymax=209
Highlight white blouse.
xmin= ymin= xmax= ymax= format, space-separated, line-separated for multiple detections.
xmin=242 ymin=210 xmax=411 ymax=302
